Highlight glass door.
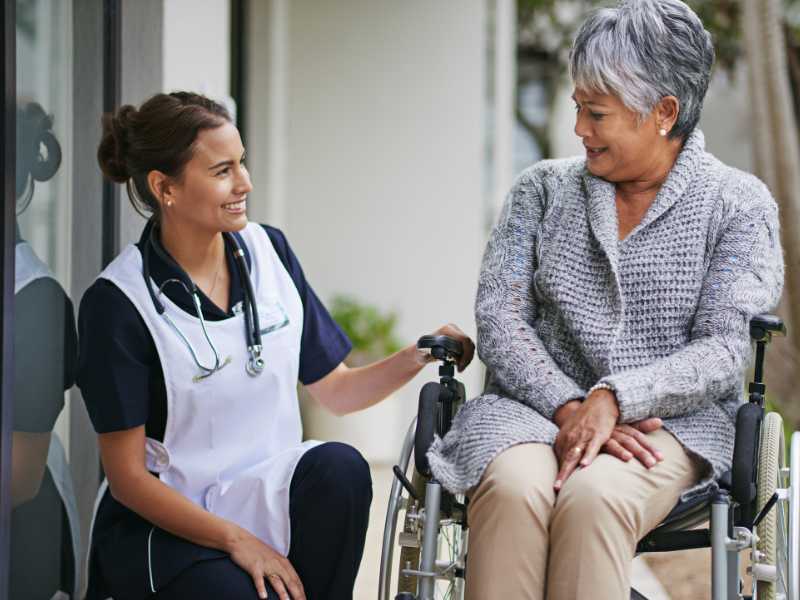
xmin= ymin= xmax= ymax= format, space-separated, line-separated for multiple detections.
xmin=3 ymin=1 xmax=106 ymax=598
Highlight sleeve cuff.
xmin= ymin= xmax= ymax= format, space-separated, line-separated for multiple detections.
xmin=596 ymin=374 xmax=652 ymax=423
xmin=537 ymin=379 xmax=586 ymax=420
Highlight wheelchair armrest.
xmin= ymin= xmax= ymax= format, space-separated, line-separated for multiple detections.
xmin=731 ymin=402 xmax=762 ymax=506
xmin=750 ymin=314 xmax=786 ymax=341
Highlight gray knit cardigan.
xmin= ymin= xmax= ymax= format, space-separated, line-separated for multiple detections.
xmin=428 ymin=130 xmax=784 ymax=500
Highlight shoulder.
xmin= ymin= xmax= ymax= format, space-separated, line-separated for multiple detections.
xmin=515 ymin=156 xmax=585 ymax=192
xmin=259 ymin=223 xmax=292 ymax=258
xmin=79 ymin=278 xmax=143 ymax=332
xmin=502 ymin=157 xmax=585 ymax=223
xmin=706 ymin=157 xmax=779 ymax=224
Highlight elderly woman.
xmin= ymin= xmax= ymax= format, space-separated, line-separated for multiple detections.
xmin=428 ymin=1 xmax=785 ymax=598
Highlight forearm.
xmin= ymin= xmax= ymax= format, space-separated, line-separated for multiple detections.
xmin=110 ymin=470 xmax=246 ymax=552
xmin=308 ymin=345 xmax=424 ymax=415
xmin=599 ymin=335 xmax=746 ymax=423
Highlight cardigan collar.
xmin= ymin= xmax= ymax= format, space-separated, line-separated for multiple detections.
xmin=581 ymin=128 xmax=706 ymax=271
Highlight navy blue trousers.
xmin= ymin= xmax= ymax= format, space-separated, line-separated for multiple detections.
xmin=155 ymin=442 xmax=372 ymax=600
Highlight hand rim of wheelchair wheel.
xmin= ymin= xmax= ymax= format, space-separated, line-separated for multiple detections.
xmin=753 ymin=411 xmax=791 ymax=600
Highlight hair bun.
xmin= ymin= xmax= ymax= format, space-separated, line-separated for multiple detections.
xmin=97 ymin=104 xmax=137 ymax=183
xmin=16 ymin=102 xmax=62 ymax=196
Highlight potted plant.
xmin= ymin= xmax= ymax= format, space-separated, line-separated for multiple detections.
xmin=299 ymin=295 xmax=407 ymax=464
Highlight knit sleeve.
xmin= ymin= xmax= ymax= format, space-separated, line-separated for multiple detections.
xmin=476 ymin=171 xmax=586 ymax=420
xmin=599 ymin=179 xmax=784 ymax=423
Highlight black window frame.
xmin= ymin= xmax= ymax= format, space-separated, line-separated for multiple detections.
xmin=0 ymin=0 xmax=17 ymax=595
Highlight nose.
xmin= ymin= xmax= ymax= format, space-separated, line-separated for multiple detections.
xmin=236 ymin=165 xmax=253 ymax=195
xmin=574 ymin=108 xmax=590 ymax=140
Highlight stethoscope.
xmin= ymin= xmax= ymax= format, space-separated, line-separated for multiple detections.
xmin=142 ymin=223 xmax=265 ymax=381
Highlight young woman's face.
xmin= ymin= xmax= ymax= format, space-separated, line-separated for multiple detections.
xmin=167 ymin=122 xmax=252 ymax=233
xmin=572 ymin=88 xmax=665 ymax=183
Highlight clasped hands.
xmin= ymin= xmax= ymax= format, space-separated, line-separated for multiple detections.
xmin=552 ymin=389 xmax=664 ymax=492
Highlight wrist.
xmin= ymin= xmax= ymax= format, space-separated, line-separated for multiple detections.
xmin=407 ymin=343 xmax=433 ymax=370
xmin=221 ymin=523 xmax=248 ymax=553
xmin=553 ymin=398 xmax=582 ymax=427
xmin=585 ymin=387 xmax=620 ymax=419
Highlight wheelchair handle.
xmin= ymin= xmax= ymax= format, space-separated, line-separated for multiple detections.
xmin=750 ymin=314 xmax=786 ymax=341
xmin=417 ymin=335 xmax=463 ymax=361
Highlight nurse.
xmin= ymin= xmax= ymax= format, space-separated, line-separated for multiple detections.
xmin=78 ymin=91 xmax=474 ymax=600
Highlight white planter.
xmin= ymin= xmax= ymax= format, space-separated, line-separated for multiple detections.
xmin=299 ymin=388 xmax=409 ymax=465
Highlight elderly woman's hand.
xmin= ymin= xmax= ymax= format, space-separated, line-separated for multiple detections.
xmin=414 ymin=323 xmax=475 ymax=372
xmin=601 ymin=418 xmax=665 ymax=467
xmin=553 ymin=389 xmax=619 ymax=491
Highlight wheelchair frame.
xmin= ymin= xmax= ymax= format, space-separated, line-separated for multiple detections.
xmin=379 ymin=316 xmax=800 ymax=600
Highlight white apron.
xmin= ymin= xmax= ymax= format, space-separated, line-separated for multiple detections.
xmin=99 ymin=222 xmax=321 ymax=556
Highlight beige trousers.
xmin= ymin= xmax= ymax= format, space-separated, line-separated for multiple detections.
xmin=464 ymin=429 xmax=699 ymax=600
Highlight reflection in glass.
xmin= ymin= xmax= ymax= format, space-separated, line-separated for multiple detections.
xmin=12 ymin=0 xmax=81 ymax=595
xmin=11 ymin=99 xmax=79 ymax=600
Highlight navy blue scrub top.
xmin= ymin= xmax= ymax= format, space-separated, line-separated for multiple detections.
xmin=76 ymin=222 xmax=351 ymax=599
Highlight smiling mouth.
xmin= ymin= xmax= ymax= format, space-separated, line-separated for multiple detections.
xmin=223 ymin=199 xmax=247 ymax=212
xmin=584 ymin=145 xmax=608 ymax=158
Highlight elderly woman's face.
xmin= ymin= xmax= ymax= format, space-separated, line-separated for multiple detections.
xmin=572 ymin=88 xmax=665 ymax=183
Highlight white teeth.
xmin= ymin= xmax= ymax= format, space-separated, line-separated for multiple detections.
xmin=223 ymin=200 xmax=246 ymax=209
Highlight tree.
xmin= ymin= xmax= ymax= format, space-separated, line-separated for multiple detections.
xmin=516 ymin=0 xmax=800 ymax=426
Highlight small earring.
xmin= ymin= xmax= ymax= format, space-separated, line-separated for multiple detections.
xmin=167 ymin=200 xmax=174 ymax=207
xmin=659 ymin=128 xmax=667 ymax=137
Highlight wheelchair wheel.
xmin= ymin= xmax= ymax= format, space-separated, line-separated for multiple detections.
xmin=379 ymin=418 xmax=467 ymax=600
xmin=754 ymin=411 xmax=790 ymax=600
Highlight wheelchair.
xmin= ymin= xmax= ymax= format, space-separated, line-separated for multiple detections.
xmin=378 ymin=315 xmax=800 ymax=600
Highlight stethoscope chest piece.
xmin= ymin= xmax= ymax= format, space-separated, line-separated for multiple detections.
xmin=246 ymin=345 xmax=265 ymax=376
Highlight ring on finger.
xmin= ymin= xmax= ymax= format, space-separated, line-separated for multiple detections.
xmin=572 ymin=446 xmax=583 ymax=455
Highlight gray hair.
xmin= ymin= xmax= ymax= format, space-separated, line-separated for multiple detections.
xmin=569 ymin=0 xmax=714 ymax=139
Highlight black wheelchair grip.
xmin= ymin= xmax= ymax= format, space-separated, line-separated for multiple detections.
xmin=731 ymin=402 xmax=762 ymax=505
xmin=417 ymin=335 xmax=463 ymax=360
xmin=415 ymin=382 xmax=441 ymax=477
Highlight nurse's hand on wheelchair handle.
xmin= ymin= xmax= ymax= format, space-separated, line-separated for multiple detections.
xmin=227 ymin=529 xmax=306 ymax=600
xmin=414 ymin=323 xmax=475 ymax=372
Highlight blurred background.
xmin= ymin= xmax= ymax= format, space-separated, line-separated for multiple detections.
xmin=3 ymin=1 xmax=800 ymax=599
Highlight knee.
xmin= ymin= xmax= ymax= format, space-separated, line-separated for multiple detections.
xmin=470 ymin=449 xmax=554 ymax=524
xmin=552 ymin=471 xmax=638 ymax=537
xmin=300 ymin=442 xmax=372 ymax=505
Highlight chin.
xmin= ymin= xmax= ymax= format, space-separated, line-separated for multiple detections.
xmin=221 ymin=215 xmax=249 ymax=233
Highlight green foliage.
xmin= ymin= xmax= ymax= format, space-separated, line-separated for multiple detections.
xmin=329 ymin=295 xmax=403 ymax=365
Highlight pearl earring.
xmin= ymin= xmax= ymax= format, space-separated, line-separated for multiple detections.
xmin=659 ymin=128 xmax=667 ymax=137
xmin=167 ymin=200 xmax=174 ymax=207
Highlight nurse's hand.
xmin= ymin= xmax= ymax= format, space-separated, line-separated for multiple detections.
xmin=228 ymin=529 xmax=306 ymax=600
xmin=415 ymin=323 xmax=475 ymax=372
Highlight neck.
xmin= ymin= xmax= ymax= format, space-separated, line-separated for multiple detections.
xmin=615 ymin=139 xmax=683 ymax=202
xmin=158 ymin=218 xmax=225 ymax=279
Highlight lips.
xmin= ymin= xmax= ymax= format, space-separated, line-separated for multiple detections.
xmin=222 ymin=198 xmax=247 ymax=213
xmin=584 ymin=145 xmax=607 ymax=159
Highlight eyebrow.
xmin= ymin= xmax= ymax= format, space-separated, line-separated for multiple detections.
xmin=571 ymin=94 xmax=606 ymax=108
xmin=208 ymin=152 xmax=246 ymax=171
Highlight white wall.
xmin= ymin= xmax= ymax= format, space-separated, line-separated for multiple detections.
xmin=247 ymin=0 xmax=491 ymax=443
xmin=162 ymin=0 xmax=231 ymax=106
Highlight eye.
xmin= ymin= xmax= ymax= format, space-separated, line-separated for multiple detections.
xmin=590 ymin=111 xmax=605 ymax=121
xmin=216 ymin=167 xmax=230 ymax=177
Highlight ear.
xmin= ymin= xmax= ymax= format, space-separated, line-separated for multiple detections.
xmin=655 ymin=96 xmax=680 ymax=135
xmin=146 ymin=170 xmax=175 ymax=209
